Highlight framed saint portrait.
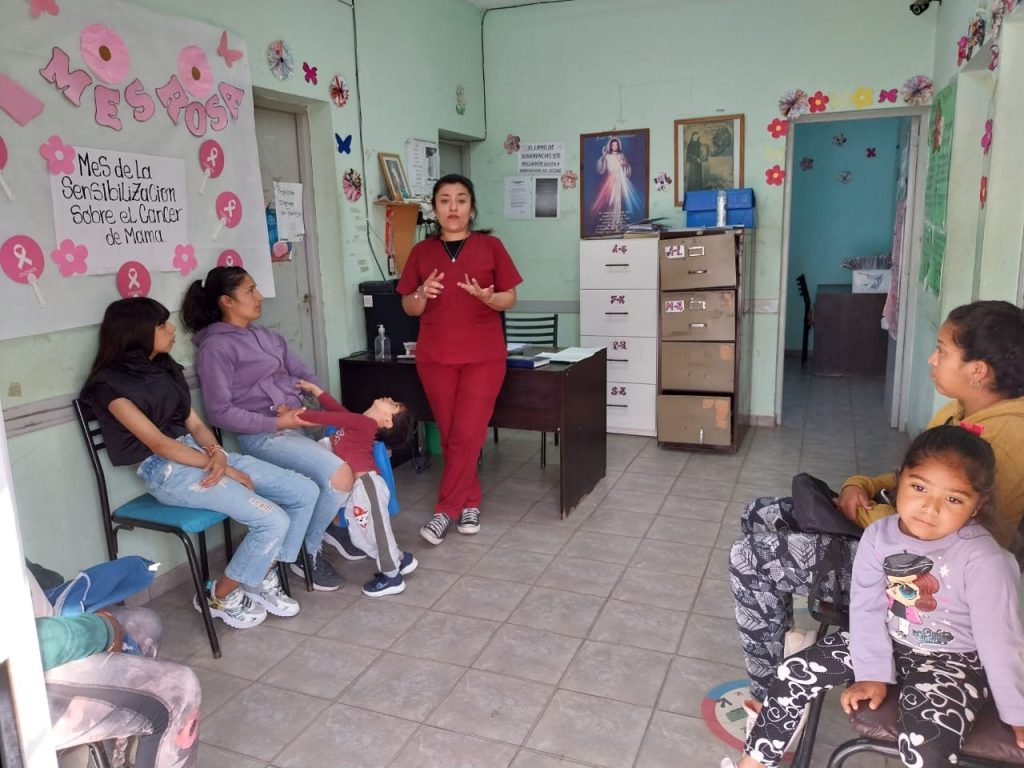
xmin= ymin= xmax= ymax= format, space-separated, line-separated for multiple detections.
xmin=579 ymin=128 xmax=650 ymax=239
xmin=378 ymin=152 xmax=412 ymax=201
xmin=674 ymin=114 xmax=745 ymax=206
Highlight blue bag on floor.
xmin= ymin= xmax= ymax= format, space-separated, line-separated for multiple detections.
xmin=45 ymin=556 xmax=158 ymax=616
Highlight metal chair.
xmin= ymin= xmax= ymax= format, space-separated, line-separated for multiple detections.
xmin=73 ymin=399 xmax=297 ymax=659
xmin=795 ymin=274 xmax=812 ymax=366
xmin=497 ymin=313 xmax=559 ymax=466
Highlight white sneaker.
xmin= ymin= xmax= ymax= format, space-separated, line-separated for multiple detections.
xmin=457 ymin=507 xmax=480 ymax=534
xmin=194 ymin=584 xmax=267 ymax=629
xmin=720 ymin=759 xmax=738 ymax=768
xmin=245 ymin=568 xmax=300 ymax=617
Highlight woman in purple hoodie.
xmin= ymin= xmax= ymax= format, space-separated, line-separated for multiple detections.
xmin=181 ymin=267 xmax=360 ymax=591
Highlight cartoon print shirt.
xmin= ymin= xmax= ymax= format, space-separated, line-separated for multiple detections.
xmin=850 ymin=515 xmax=1024 ymax=725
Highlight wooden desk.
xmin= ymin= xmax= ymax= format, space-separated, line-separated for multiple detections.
xmin=812 ymin=284 xmax=888 ymax=377
xmin=339 ymin=350 xmax=607 ymax=518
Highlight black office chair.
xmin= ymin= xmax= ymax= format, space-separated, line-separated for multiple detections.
xmin=497 ymin=313 xmax=559 ymax=466
xmin=796 ymin=274 xmax=812 ymax=366
xmin=73 ymin=399 xmax=298 ymax=659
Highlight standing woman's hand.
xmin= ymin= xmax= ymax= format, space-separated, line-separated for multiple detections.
xmin=458 ymin=275 xmax=495 ymax=305
xmin=419 ymin=268 xmax=445 ymax=299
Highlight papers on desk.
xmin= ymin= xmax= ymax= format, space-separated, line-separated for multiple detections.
xmin=536 ymin=346 xmax=603 ymax=363
xmin=506 ymin=342 xmax=529 ymax=353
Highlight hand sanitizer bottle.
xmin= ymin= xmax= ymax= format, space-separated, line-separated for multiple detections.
xmin=374 ymin=324 xmax=391 ymax=361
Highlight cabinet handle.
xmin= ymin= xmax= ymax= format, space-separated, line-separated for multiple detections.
xmin=689 ymin=298 xmax=707 ymax=310
xmin=605 ymin=311 xmax=629 ymax=316
xmin=689 ymin=322 xmax=707 ymax=328
xmin=608 ymin=357 xmax=629 ymax=362
xmin=688 ymin=246 xmax=705 ymax=257
xmin=688 ymin=269 xmax=708 ymax=275
xmin=699 ymin=427 xmax=705 ymax=446
xmin=604 ymin=263 xmax=629 ymax=267
xmin=607 ymin=403 xmax=629 ymax=408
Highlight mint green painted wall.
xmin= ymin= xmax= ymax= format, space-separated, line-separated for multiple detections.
xmin=474 ymin=0 xmax=937 ymax=419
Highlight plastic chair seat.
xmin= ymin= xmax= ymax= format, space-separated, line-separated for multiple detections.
xmin=114 ymin=493 xmax=228 ymax=534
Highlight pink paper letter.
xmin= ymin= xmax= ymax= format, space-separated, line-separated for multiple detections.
xmin=124 ymin=78 xmax=155 ymax=123
xmin=205 ymin=93 xmax=228 ymax=132
xmin=39 ymin=46 xmax=92 ymax=106
xmin=217 ymin=82 xmax=244 ymax=121
xmin=93 ymin=85 xmax=121 ymax=130
xmin=183 ymin=101 xmax=207 ymax=138
xmin=155 ymin=75 xmax=186 ymax=125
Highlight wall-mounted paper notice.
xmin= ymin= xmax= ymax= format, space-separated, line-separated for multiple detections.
xmin=504 ymin=176 xmax=559 ymax=220
xmin=405 ymin=138 xmax=439 ymax=198
xmin=272 ymin=181 xmax=304 ymax=241
xmin=517 ymin=142 xmax=564 ymax=175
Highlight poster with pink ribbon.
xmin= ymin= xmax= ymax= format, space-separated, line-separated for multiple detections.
xmin=0 ymin=0 xmax=272 ymax=341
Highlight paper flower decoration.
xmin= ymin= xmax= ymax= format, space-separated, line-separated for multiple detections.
xmin=968 ymin=15 xmax=986 ymax=50
xmin=851 ymin=87 xmax=873 ymax=109
xmin=177 ymin=46 xmax=213 ymax=99
xmin=342 ymin=168 xmax=362 ymax=202
xmin=838 ymin=170 xmax=853 ymax=184
xmin=767 ymin=119 xmax=788 ymax=139
xmin=866 ymin=147 xmax=877 ymax=158
xmin=799 ymin=157 xmax=814 ymax=171
xmin=80 ymin=24 xmax=131 ymax=84
xmin=560 ymin=170 xmax=577 ymax=189
xmin=50 ymin=239 xmax=87 ymax=276
xmin=878 ymin=89 xmax=897 ymax=104
xmin=30 ymin=0 xmax=59 ymax=17
xmin=980 ymin=176 xmax=988 ymax=208
xmin=654 ymin=172 xmax=672 ymax=192
xmin=303 ymin=62 xmax=318 ymax=85
xmin=990 ymin=0 xmax=1006 ymax=40
xmin=765 ymin=165 xmax=785 ymax=186
xmin=39 ymin=135 xmax=75 ymax=175
xmin=981 ymin=119 xmax=993 ymax=154
xmin=902 ymin=75 xmax=933 ymax=106
xmin=808 ymin=90 xmax=829 ymax=113
xmin=456 ymin=84 xmax=467 ymax=115
xmin=329 ymin=75 xmax=349 ymax=107
xmin=989 ymin=44 xmax=1000 ymax=71
xmin=832 ymin=133 xmax=847 ymax=147
xmin=172 ymin=244 xmax=197 ymax=276
xmin=778 ymin=89 xmax=809 ymax=119
xmin=957 ymin=36 xmax=970 ymax=66
xmin=266 ymin=40 xmax=294 ymax=81
xmin=503 ymin=133 xmax=520 ymax=154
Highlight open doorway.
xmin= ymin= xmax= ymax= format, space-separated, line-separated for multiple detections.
xmin=776 ymin=107 xmax=928 ymax=431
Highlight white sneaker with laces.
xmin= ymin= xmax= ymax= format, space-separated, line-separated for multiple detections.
xmin=457 ymin=507 xmax=480 ymax=534
xmin=194 ymin=584 xmax=267 ymax=629
xmin=245 ymin=568 xmax=300 ymax=617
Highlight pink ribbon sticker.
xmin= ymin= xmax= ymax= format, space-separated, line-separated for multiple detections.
xmin=197 ymin=139 xmax=224 ymax=196
xmin=0 ymin=136 xmax=12 ymax=200
xmin=116 ymin=260 xmax=151 ymax=297
xmin=217 ymin=249 xmax=243 ymax=267
xmin=212 ymin=191 xmax=242 ymax=239
xmin=1 ymin=235 xmax=46 ymax=306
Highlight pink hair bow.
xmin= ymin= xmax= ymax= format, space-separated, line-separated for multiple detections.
xmin=959 ymin=421 xmax=985 ymax=436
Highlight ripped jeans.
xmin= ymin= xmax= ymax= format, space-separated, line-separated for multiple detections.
xmin=138 ymin=437 xmax=318 ymax=589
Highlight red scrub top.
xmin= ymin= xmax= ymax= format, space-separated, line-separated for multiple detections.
xmin=398 ymin=233 xmax=522 ymax=365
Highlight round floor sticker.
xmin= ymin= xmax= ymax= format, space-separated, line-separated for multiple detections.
xmin=702 ymin=679 xmax=752 ymax=751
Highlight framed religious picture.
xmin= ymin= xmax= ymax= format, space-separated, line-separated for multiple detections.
xmin=378 ymin=152 xmax=412 ymax=201
xmin=674 ymin=114 xmax=745 ymax=206
xmin=579 ymin=128 xmax=650 ymax=239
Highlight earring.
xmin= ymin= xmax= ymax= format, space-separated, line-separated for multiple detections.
xmin=970 ymin=378 xmax=981 ymax=390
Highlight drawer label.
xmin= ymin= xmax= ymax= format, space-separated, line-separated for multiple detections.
xmin=611 ymin=243 xmax=628 ymax=254
xmin=664 ymin=244 xmax=684 ymax=259
xmin=664 ymin=299 xmax=684 ymax=313
xmin=612 ymin=340 xmax=628 ymax=350
xmin=610 ymin=386 xmax=628 ymax=396
xmin=609 ymin=294 xmax=626 ymax=305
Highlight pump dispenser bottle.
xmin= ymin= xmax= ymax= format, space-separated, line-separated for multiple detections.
xmin=374 ymin=324 xmax=391 ymax=361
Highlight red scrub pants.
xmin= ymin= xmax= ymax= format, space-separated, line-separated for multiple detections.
xmin=416 ymin=357 xmax=506 ymax=517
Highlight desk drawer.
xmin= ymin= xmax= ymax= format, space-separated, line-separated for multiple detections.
xmin=581 ymin=289 xmax=657 ymax=337
xmin=606 ymin=381 xmax=656 ymax=434
xmin=660 ymin=291 xmax=735 ymax=341
xmin=581 ymin=335 xmax=656 ymax=384
xmin=660 ymin=341 xmax=735 ymax=391
xmin=580 ymin=238 xmax=658 ymax=289
xmin=660 ymin=233 xmax=737 ymax=290
xmin=657 ymin=394 xmax=732 ymax=447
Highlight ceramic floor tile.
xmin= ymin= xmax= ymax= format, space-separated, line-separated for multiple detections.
xmin=186 ymin=625 xmax=304 ymax=681
xmin=473 ymin=624 xmax=583 ymax=685
xmin=580 ymin=507 xmax=656 ymax=537
xmin=677 ymin=614 xmax=748 ymax=668
xmin=626 ymin=456 xmax=686 ymax=478
xmin=691 ymin=577 xmax=736 ymax=620
xmin=316 ymin=598 xmax=424 ymax=649
xmin=613 ymin=471 xmax=676 ymax=495
xmin=191 ymin=667 xmax=251 ymax=717
xmin=508 ymin=586 xmax=606 ymax=638
xmin=588 ymin=599 xmax=687 ymax=653
xmin=669 ymin=476 xmax=736 ymax=501
xmin=262 ymin=589 xmax=356 ymax=636
xmin=658 ymin=494 xmax=729 ymax=521
xmin=634 ymin=710 xmax=730 ymax=768
xmin=260 ymin=635 xmax=380 ymax=699
xmin=534 ymin=555 xmax=624 ymax=597
xmin=470 ymin=546 xmax=554 ymax=583
xmin=384 ymin=567 xmax=460 ymax=608
xmin=658 ymin=656 xmax=748 ymax=718
xmin=628 ymin=539 xmax=711 ymax=578
xmin=390 ymin=611 xmax=500 ymax=665
xmin=495 ymin=522 xmax=574 ymax=554
xmin=510 ymin=751 xmax=595 ymax=768
xmin=646 ymin=516 xmax=720 ymax=547
xmin=560 ymin=640 xmax=672 ymax=707
xmin=340 ymin=652 xmax=465 ymax=721
xmin=526 ymin=690 xmax=650 ymax=768
xmin=611 ymin=568 xmax=701 ymax=613
xmin=273 ymin=702 xmax=417 ymax=768
xmin=432 ymin=574 xmax=531 ymax=621
xmin=157 ymin=607 xmax=216 ymax=662
xmin=413 ymin=540 xmax=491 ymax=574
xmin=427 ymin=668 xmax=553 ymax=745
xmin=560 ymin=530 xmax=641 ymax=565
xmin=197 ymin=745 xmax=268 ymax=768
xmin=597 ymin=488 xmax=667 ymax=514
xmin=392 ymin=725 xmax=518 ymax=767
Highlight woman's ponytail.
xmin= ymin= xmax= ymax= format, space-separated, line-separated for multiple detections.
xmin=179 ymin=266 xmax=248 ymax=334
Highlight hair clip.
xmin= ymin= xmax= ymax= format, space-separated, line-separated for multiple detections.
xmin=959 ymin=420 xmax=985 ymax=436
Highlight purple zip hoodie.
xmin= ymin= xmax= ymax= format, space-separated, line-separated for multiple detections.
xmin=192 ymin=322 xmax=323 ymax=434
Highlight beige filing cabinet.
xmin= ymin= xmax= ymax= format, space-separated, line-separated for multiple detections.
xmin=579 ymin=235 xmax=659 ymax=436
xmin=657 ymin=229 xmax=754 ymax=452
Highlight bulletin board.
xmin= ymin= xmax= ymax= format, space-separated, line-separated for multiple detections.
xmin=0 ymin=0 xmax=273 ymax=341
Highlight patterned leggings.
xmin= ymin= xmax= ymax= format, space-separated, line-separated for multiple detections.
xmin=45 ymin=607 xmax=200 ymax=768
xmin=748 ymin=631 xmax=988 ymax=768
xmin=729 ymin=495 xmax=857 ymax=701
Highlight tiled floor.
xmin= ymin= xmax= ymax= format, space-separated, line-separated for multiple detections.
xmin=150 ymin=364 xmax=910 ymax=768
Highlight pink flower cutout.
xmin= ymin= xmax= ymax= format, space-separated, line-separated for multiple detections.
xmin=989 ymin=45 xmax=1000 ymax=71
xmin=767 ymin=119 xmax=788 ymax=139
xmin=29 ymin=0 xmax=59 ymax=17
xmin=765 ymin=165 xmax=786 ymax=186
xmin=560 ymin=170 xmax=577 ymax=189
xmin=172 ymin=244 xmax=197 ymax=276
xmin=808 ymin=91 xmax=829 ymax=113
xmin=503 ymin=133 xmax=520 ymax=154
xmin=39 ymin=135 xmax=75 ymax=175
xmin=50 ymin=239 xmax=87 ymax=276
xmin=342 ymin=168 xmax=362 ymax=202
xmin=957 ymin=36 xmax=969 ymax=66
xmin=981 ymin=120 xmax=993 ymax=154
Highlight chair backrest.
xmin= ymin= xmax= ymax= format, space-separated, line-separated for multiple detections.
xmin=796 ymin=273 xmax=811 ymax=314
xmin=503 ymin=313 xmax=558 ymax=346
xmin=72 ymin=398 xmax=118 ymax=559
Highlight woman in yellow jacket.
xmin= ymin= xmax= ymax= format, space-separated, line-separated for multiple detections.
xmin=730 ymin=300 xmax=1024 ymax=707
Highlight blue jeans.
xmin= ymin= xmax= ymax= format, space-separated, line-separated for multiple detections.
xmin=138 ymin=437 xmax=318 ymax=589
xmin=238 ymin=430 xmax=345 ymax=553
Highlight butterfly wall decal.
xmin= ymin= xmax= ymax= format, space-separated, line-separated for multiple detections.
xmin=878 ymin=89 xmax=897 ymax=104
xmin=217 ymin=31 xmax=243 ymax=67
xmin=866 ymin=147 xmax=877 ymax=158
xmin=303 ymin=62 xmax=318 ymax=85
xmin=335 ymin=133 xmax=352 ymax=155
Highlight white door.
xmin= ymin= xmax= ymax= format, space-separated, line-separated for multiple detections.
xmin=253 ymin=106 xmax=321 ymax=372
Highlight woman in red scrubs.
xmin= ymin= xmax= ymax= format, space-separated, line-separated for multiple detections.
xmin=398 ymin=174 xmax=523 ymax=545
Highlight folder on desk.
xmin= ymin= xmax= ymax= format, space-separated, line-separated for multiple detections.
xmin=506 ymin=355 xmax=551 ymax=369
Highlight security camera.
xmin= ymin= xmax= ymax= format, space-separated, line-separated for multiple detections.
xmin=909 ymin=0 xmax=940 ymax=15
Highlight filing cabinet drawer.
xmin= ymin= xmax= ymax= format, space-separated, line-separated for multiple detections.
xmin=657 ymin=394 xmax=732 ymax=447
xmin=660 ymin=233 xmax=737 ymax=290
xmin=581 ymin=335 xmax=657 ymax=384
xmin=581 ymin=289 xmax=657 ymax=337
xmin=606 ymin=382 xmax=656 ymax=435
xmin=580 ymin=237 xmax=658 ymax=289
xmin=660 ymin=342 xmax=735 ymax=391
xmin=660 ymin=291 xmax=735 ymax=341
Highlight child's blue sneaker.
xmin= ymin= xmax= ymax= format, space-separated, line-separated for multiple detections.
xmin=399 ymin=551 xmax=418 ymax=576
xmin=362 ymin=572 xmax=405 ymax=597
